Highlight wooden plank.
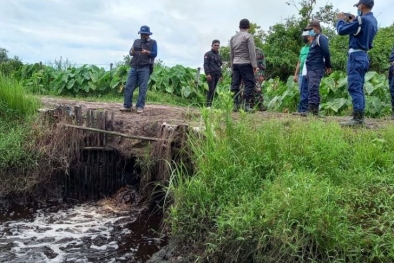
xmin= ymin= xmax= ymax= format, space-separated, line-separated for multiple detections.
xmin=63 ymin=124 xmax=161 ymax=141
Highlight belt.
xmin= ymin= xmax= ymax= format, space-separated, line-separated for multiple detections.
xmin=348 ymin=48 xmax=366 ymax=54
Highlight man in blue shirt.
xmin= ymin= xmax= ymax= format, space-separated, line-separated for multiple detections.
xmin=336 ymin=0 xmax=378 ymax=126
xmin=388 ymin=48 xmax=394 ymax=119
xmin=120 ymin=25 xmax=158 ymax=114
xmin=303 ymin=20 xmax=332 ymax=116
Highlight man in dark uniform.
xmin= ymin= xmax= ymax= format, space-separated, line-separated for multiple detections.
xmin=336 ymin=0 xmax=378 ymax=126
xmin=388 ymin=48 xmax=394 ymax=119
xmin=303 ymin=20 xmax=332 ymax=116
xmin=203 ymin=40 xmax=223 ymax=107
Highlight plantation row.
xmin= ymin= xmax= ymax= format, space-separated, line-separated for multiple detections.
xmin=9 ymin=62 xmax=391 ymax=117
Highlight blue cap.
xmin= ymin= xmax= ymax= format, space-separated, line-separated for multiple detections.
xmin=354 ymin=0 xmax=374 ymax=7
xmin=138 ymin=25 xmax=152 ymax=35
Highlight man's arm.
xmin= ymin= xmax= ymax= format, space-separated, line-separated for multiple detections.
xmin=148 ymin=41 xmax=158 ymax=58
xmin=247 ymin=35 xmax=257 ymax=69
xmin=229 ymin=37 xmax=234 ymax=69
xmin=293 ymin=61 xmax=300 ymax=82
xmin=336 ymin=19 xmax=360 ymax=36
xmin=319 ymin=35 xmax=332 ymax=69
xmin=203 ymin=51 xmax=211 ymax=75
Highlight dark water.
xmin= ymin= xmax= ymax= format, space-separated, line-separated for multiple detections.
xmin=0 ymin=201 xmax=167 ymax=262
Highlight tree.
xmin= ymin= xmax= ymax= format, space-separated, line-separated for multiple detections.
xmin=0 ymin=48 xmax=9 ymax=63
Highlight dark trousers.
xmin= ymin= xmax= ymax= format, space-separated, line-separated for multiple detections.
xmin=298 ymin=74 xmax=309 ymax=112
xmin=231 ymin=64 xmax=255 ymax=102
xmin=388 ymin=65 xmax=394 ymax=107
xmin=206 ymin=73 xmax=220 ymax=107
xmin=347 ymin=52 xmax=369 ymax=112
xmin=307 ymin=68 xmax=325 ymax=105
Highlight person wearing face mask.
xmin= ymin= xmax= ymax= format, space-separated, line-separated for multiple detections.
xmin=204 ymin=40 xmax=223 ymax=108
xmin=303 ymin=20 xmax=332 ymax=116
xmin=293 ymin=29 xmax=314 ymax=115
xmin=120 ymin=25 xmax=158 ymax=114
xmin=336 ymin=0 xmax=377 ymax=126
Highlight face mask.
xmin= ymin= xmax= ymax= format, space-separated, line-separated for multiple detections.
xmin=309 ymin=30 xmax=316 ymax=37
xmin=357 ymin=9 xmax=362 ymax=16
xmin=302 ymin=36 xmax=309 ymax=43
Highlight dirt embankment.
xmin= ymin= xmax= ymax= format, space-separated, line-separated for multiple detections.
xmin=41 ymin=96 xmax=393 ymax=131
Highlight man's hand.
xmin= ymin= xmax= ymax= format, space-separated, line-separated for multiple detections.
xmin=207 ymin=74 xmax=212 ymax=81
xmin=337 ymin=12 xmax=355 ymax=22
xmin=253 ymin=67 xmax=257 ymax=73
xmin=326 ymin=68 xmax=333 ymax=74
xmin=141 ymin=49 xmax=150 ymax=55
xmin=293 ymin=75 xmax=298 ymax=83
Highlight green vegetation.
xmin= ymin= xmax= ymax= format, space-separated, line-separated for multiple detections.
xmin=0 ymin=74 xmax=40 ymax=178
xmin=168 ymin=110 xmax=394 ymax=262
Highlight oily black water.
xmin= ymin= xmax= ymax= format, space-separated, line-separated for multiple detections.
xmin=0 ymin=201 xmax=167 ymax=263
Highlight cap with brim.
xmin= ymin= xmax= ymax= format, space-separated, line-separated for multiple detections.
xmin=353 ymin=0 xmax=374 ymax=7
xmin=307 ymin=21 xmax=320 ymax=28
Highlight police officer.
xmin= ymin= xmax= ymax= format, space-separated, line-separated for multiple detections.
xmin=336 ymin=0 xmax=378 ymax=126
xmin=203 ymin=40 xmax=223 ymax=107
xmin=230 ymin=18 xmax=257 ymax=112
xmin=304 ymin=20 xmax=332 ymax=116
xmin=388 ymin=48 xmax=394 ymax=119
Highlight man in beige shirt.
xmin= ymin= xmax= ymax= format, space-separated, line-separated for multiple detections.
xmin=230 ymin=18 xmax=257 ymax=112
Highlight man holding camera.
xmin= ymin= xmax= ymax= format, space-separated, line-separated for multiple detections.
xmin=336 ymin=0 xmax=377 ymax=126
xmin=120 ymin=25 xmax=158 ymax=114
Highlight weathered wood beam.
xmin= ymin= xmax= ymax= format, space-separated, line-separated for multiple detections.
xmin=63 ymin=124 xmax=160 ymax=141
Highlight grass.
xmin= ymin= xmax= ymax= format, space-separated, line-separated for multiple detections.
xmin=0 ymin=74 xmax=41 ymax=194
xmin=167 ymin=110 xmax=394 ymax=262
xmin=0 ymin=73 xmax=40 ymax=120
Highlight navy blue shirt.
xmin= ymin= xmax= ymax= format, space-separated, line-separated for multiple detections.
xmin=305 ymin=33 xmax=332 ymax=71
xmin=336 ymin=12 xmax=377 ymax=51
xmin=390 ymin=48 xmax=394 ymax=62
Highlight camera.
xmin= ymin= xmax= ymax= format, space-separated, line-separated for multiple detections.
xmin=343 ymin=13 xmax=355 ymax=22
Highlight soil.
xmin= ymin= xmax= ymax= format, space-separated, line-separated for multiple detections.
xmin=40 ymin=96 xmax=393 ymax=133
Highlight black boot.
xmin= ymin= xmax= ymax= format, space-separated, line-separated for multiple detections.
xmin=301 ymin=103 xmax=319 ymax=117
xmin=391 ymin=107 xmax=394 ymax=120
xmin=309 ymin=103 xmax=319 ymax=116
xmin=232 ymin=92 xmax=240 ymax=112
xmin=243 ymin=102 xmax=255 ymax=113
xmin=340 ymin=111 xmax=365 ymax=127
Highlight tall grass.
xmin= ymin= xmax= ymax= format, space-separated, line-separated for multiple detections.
xmin=0 ymin=73 xmax=40 ymax=119
xmin=168 ymin=111 xmax=394 ymax=262
xmin=0 ymin=74 xmax=41 ymax=187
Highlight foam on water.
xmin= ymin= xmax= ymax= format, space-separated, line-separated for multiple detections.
xmin=0 ymin=203 xmax=163 ymax=262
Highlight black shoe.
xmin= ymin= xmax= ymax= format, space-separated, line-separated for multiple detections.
xmin=243 ymin=103 xmax=255 ymax=113
xmin=258 ymin=105 xmax=267 ymax=111
xmin=340 ymin=111 xmax=364 ymax=127
xmin=233 ymin=104 xmax=240 ymax=112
